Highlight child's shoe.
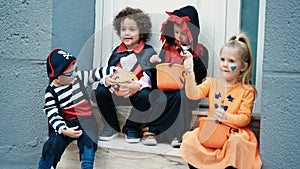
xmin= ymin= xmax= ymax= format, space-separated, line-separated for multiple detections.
xmin=99 ymin=127 xmax=118 ymax=141
xmin=125 ymin=130 xmax=140 ymax=143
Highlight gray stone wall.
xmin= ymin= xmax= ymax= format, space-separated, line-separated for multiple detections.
xmin=1 ymin=0 xmax=300 ymax=168
xmin=52 ymin=0 xmax=95 ymax=70
xmin=0 ymin=1 xmax=52 ymax=168
xmin=0 ymin=0 xmax=95 ymax=168
xmin=260 ymin=0 xmax=300 ymax=168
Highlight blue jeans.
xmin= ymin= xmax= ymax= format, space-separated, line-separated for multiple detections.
xmin=38 ymin=144 xmax=95 ymax=169
xmin=38 ymin=117 xmax=98 ymax=169
xmin=38 ymin=155 xmax=55 ymax=169
xmin=80 ymin=145 xmax=95 ymax=169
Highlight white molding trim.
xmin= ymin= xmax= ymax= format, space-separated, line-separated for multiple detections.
xmin=93 ymin=0 xmax=103 ymax=68
xmin=253 ymin=0 xmax=266 ymax=114
xmin=94 ymin=0 xmax=115 ymax=69
xmin=226 ymin=0 xmax=241 ymax=38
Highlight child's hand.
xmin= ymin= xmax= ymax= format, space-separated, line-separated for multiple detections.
xmin=117 ymin=80 xmax=141 ymax=98
xmin=183 ymin=54 xmax=194 ymax=73
xmin=105 ymin=74 xmax=118 ymax=93
xmin=61 ymin=126 xmax=82 ymax=138
xmin=180 ymin=50 xmax=193 ymax=60
xmin=214 ymin=108 xmax=227 ymax=120
xmin=150 ymin=55 xmax=161 ymax=63
xmin=105 ymin=74 xmax=117 ymax=87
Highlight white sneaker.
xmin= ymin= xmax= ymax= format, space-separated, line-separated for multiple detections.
xmin=99 ymin=128 xmax=119 ymax=141
xmin=142 ymin=136 xmax=157 ymax=146
xmin=125 ymin=130 xmax=140 ymax=143
xmin=171 ymin=139 xmax=181 ymax=148
xmin=125 ymin=135 xmax=140 ymax=143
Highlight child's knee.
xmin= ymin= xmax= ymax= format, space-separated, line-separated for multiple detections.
xmin=95 ymin=85 xmax=109 ymax=96
xmin=80 ymin=145 xmax=96 ymax=168
xmin=227 ymin=135 xmax=243 ymax=146
xmin=42 ymin=135 xmax=68 ymax=156
xmin=81 ymin=144 xmax=96 ymax=160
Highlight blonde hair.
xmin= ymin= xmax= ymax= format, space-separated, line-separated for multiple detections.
xmin=220 ymin=33 xmax=257 ymax=95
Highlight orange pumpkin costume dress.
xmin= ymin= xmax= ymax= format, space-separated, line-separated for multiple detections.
xmin=179 ymin=78 xmax=262 ymax=169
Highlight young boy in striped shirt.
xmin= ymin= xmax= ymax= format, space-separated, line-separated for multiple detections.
xmin=38 ymin=48 xmax=116 ymax=169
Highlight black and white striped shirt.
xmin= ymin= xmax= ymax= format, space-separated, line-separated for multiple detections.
xmin=43 ymin=66 xmax=115 ymax=134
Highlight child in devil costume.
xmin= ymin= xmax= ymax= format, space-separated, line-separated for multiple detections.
xmin=143 ymin=5 xmax=208 ymax=146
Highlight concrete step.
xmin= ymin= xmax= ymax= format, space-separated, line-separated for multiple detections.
xmin=99 ymin=134 xmax=180 ymax=157
xmin=57 ymin=135 xmax=188 ymax=169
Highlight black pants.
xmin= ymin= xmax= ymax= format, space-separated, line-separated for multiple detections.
xmin=188 ymin=163 xmax=197 ymax=169
xmin=145 ymin=89 xmax=198 ymax=143
xmin=95 ymin=85 xmax=152 ymax=134
xmin=188 ymin=164 xmax=236 ymax=169
xmin=40 ymin=117 xmax=98 ymax=168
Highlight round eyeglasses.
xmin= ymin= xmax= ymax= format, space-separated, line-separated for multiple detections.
xmin=61 ymin=71 xmax=75 ymax=77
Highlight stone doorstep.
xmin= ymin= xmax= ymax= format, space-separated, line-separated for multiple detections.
xmin=59 ymin=105 xmax=260 ymax=168
xmin=92 ymin=105 xmax=182 ymax=157
xmin=98 ymin=134 xmax=180 ymax=157
xmin=96 ymin=137 xmax=187 ymax=168
xmin=57 ymin=137 xmax=186 ymax=169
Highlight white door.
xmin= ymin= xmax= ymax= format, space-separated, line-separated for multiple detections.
xmin=94 ymin=0 xmax=241 ymax=77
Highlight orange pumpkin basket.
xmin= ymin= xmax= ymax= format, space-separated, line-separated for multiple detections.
xmin=156 ymin=63 xmax=186 ymax=91
xmin=112 ymin=70 xmax=138 ymax=97
xmin=198 ymin=117 xmax=239 ymax=149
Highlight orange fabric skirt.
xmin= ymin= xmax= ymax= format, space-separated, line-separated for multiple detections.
xmin=179 ymin=127 xmax=262 ymax=169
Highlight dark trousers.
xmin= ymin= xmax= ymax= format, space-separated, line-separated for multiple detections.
xmin=39 ymin=117 xmax=98 ymax=169
xmin=146 ymin=90 xmax=181 ymax=133
xmin=188 ymin=163 xmax=198 ymax=169
xmin=95 ymin=85 xmax=151 ymax=134
xmin=146 ymin=89 xmax=198 ymax=143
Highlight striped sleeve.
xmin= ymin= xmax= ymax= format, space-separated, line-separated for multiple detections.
xmin=76 ymin=66 xmax=116 ymax=87
xmin=43 ymin=91 xmax=66 ymax=134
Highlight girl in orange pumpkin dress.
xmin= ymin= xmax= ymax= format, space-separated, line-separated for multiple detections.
xmin=179 ymin=33 xmax=262 ymax=169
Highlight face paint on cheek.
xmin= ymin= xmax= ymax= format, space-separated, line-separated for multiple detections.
xmin=231 ymin=66 xmax=237 ymax=71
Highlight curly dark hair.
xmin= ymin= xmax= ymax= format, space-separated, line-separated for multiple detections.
xmin=113 ymin=7 xmax=152 ymax=42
